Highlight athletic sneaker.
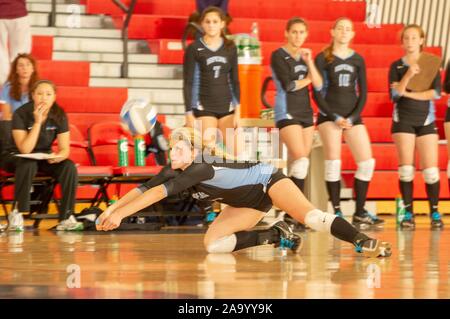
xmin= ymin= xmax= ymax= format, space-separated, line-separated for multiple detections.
xmin=283 ymin=215 xmax=306 ymax=232
xmin=352 ymin=210 xmax=384 ymax=229
xmin=8 ymin=210 xmax=24 ymax=232
xmin=335 ymin=211 xmax=344 ymax=218
xmin=272 ymin=221 xmax=302 ymax=253
xmin=56 ymin=215 xmax=84 ymax=231
xmin=400 ymin=211 xmax=416 ymax=229
xmin=430 ymin=211 xmax=444 ymax=229
xmin=355 ymin=238 xmax=392 ymax=258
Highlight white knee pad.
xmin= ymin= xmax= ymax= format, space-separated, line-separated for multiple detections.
xmin=398 ymin=165 xmax=415 ymax=182
xmin=355 ymin=158 xmax=376 ymax=182
xmin=304 ymin=209 xmax=336 ymax=233
xmin=206 ymin=235 xmax=237 ymax=253
xmin=290 ymin=157 xmax=309 ymax=179
xmin=423 ymin=167 xmax=440 ymax=184
xmin=325 ymin=160 xmax=341 ymax=182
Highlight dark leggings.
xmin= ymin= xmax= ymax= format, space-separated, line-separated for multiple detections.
xmin=2 ymin=153 xmax=78 ymax=220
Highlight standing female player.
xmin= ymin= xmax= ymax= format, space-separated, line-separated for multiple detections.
xmin=444 ymin=60 xmax=450 ymax=205
xmin=389 ymin=24 xmax=443 ymax=229
xmin=271 ymin=17 xmax=322 ymax=229
xmin=183 ymin=6 xmax=240 ymax=152
xmin=96 ymin=127 xmax=392 ymax=258
xmin=313 ymin=17 xmax=383 ymax=229
xmin=271 ymin=17 xmax=322 ymax=193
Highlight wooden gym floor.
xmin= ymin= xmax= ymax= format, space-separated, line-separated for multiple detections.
xmin=0 ymin=216 xmax=449 ymax=299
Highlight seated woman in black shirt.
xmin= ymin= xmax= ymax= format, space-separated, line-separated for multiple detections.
xmin=2 ymin=80 xmax=82 ymax=231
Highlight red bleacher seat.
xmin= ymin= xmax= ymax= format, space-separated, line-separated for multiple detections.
xmin=86 ymin=0 xmax=365 ymax=21
xmin=37 ymin=61 xmax=90 ymax=87
xmin=342 ymin=171 xmax=450 ymax=199
xmin=56 ymin=87 xmax=128 ymax=113
xmin=88 ymin=121 xmax=135 ymax=167
xmin=122 ymin=16 xmax=403 ymax=44
xmin=150 ymin=38 xmax=441 ymax=67
xmin=342 ymin=144 xmax=449 ymax=171
xmin=67 ymin=113 xmax=166 ymax=137
xmin=31 ymin=36 xmax=53 ymax=60
xmin=51 ymin=124 xmax=114 ymax=205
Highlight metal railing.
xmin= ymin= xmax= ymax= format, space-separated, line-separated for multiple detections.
xmin=48 ymin=0 xmax=137 ymax=77
xmin=49 ymin=0 xmax=56 ymax=27
xmin=112 ymin=0 xmax=137 ymax=78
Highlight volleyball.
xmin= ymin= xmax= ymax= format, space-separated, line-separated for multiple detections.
xmin=120 ymin=98 xmax=157 ymax=135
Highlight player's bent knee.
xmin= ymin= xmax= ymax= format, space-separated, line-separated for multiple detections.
xmin=205 ymin=235 xmax=237 ymax=253
xmin=304 ymin=209 xmax=336 ymax=233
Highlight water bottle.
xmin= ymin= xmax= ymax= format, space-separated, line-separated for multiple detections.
xmin=395 ymin=195 xmax=406 ymax=225
xmin=134 ymin=135 xmax=146 ymax=166
xmin=109 ymin=195 xmax=118 ymax=206
xmin=250 ymin=22 xmax=261 ymax=58
xmin=118 ymin=135 xmax=129 ymax=167
xmin=251 ymin=22 xmax=259 ymax=39
xmin=241 ymin=36 xmax=251 ymax=59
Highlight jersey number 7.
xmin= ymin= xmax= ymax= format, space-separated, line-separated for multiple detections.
xmin=213 ymin=65 xmax=222 ymax=79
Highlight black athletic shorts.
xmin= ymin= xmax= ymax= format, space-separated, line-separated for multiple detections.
xmin=193 ymin=109 xmax=235 ymax=119
xmin=276 ymin=117 xmax=314 ymax=130
xmin=255 ymin=169 xmax=289 ymax=213
xmin=391 ymin=121 xmax=438 ymax=136
xmin=316 ymin=113 xmax=363 ymax=126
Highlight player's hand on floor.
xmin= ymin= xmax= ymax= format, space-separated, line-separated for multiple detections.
xmin=96 ymin=207 xmax=114 ymax=231
xmin=100 ymin=213 xmax=123 ymax=231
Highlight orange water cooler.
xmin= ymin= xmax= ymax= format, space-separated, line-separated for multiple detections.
xmin=238 ymin=64 xmax=263 ymax=118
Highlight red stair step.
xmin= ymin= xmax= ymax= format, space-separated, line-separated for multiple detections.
xmin=87 ymin=0 xmax=365 ymax=21
xmin=342 ymin=144 xmax=449 ymax=171
xmin=151 ymin=38 xmax=441 ymax=68
xmin=56 ymin=87 xmax=128 ymax=113
xmin=342 ymin=171 xmax=450 ymax=198
xmin=37 ymin=61 xmax=90 ymax=87
xmin=31 ymin=36 xmax=53 ymax=60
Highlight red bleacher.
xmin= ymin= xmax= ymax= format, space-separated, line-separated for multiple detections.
xmin=86 ymin=0 xmax=366 ymax=21
xmin=12 ymin=0 xmax=449 ymax=204
xmin=31 ymin=36 xmax=53 ymax=60
xmin=149 ymin=40 xmax=441 ymax=66
xmin=37 ymin=61 xmax=90 ymax=87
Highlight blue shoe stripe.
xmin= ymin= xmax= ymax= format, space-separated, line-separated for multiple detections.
xmin=431 ymin=211 xmax=441 ymax=221
xmin=404 ymin=211 xmax=413 ymax=221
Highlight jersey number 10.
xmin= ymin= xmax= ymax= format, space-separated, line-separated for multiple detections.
xmin=338 ymin=74 xmax=351 ymax=87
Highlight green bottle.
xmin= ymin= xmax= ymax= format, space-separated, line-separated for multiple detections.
xmin=118 ymin=136 xmax=129 ymax=167
xmin=109 ymin=195 xmax=118 ymax=206
xmin=395 ymin=195 xmax=406 ymax=225
xmin=134 ymin=135 xmax=146 ymax=166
